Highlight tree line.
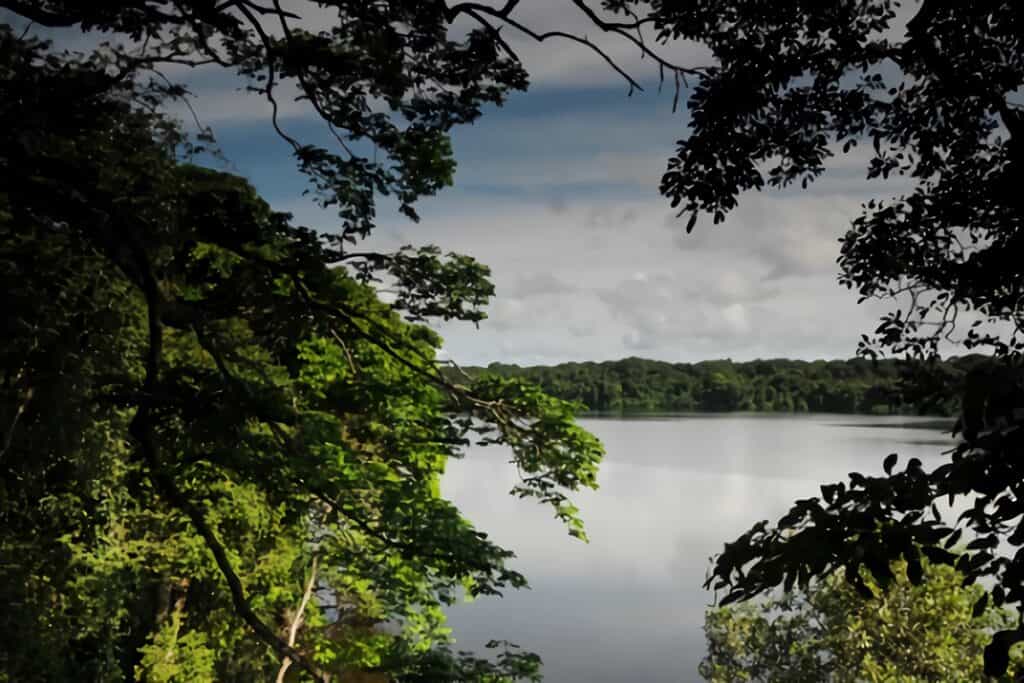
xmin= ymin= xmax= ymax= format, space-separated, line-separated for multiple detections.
xmin=460 ymin=356 xmax=987 ymax=415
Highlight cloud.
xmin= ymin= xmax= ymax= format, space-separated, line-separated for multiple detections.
xmin=278 ymin=186 xmax=888 ymax=366
xmin=585 ymin=205 xmax=641 ymax=230
xmin=504 ymin=272 xmax=578 ymax=298
xmin=448 ymin=104 xmax=684 ymax=193
xmin=665 ymin=194 xmax=859 ymax=282
xmin=598 ymin=272 xmax=759 ymax=352
xmin=159 ymin=64 xmax=320 ymax=126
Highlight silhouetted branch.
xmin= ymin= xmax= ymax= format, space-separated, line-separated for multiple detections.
xmin=446 ymin=0 xmax=706 ymax=96
xmin=0 ymin=1 xmax=87 ymax=26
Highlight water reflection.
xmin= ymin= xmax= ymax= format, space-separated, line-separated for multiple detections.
xmin=442 ymin=414 xmax=954 ymax=682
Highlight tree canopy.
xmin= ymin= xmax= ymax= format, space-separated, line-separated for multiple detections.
xmin=652 ymin=2 xmax=1024 ymax=676
xmin=466 ymin=356 xmax=989 ymax=415
xmin=701 ymin=560 xmax=1023 ymax=682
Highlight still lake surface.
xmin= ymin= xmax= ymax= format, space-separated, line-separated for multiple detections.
xmin=441 ymin=413 xmax=955 ymax=682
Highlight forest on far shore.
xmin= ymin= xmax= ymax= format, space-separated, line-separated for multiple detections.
xmin=460 ymin=356 xmax=988 ymax=416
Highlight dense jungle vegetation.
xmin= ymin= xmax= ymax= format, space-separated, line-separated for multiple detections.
xmin=462 ymin=356 xmax=986 ymax=415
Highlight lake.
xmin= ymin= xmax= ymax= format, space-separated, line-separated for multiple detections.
xmin=441 ymin=413 xmax=955 ymax=682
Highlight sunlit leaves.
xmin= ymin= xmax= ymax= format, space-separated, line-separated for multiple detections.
xmin=702 ymin=561 xmax=1023 ymax=681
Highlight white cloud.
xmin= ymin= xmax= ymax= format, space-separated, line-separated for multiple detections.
xmin=281 ymin=190 xmax=887 ymax=366
xmin=665 ymin=193 xmax=862 ymax=281
xmin=504 ymin=272 xmax=578 ymax=298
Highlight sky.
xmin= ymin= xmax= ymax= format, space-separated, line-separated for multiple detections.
xmin=141 ymin=2 xmax=917 ymax=367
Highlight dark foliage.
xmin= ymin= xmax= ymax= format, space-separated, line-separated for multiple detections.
xmin=463 ymin=356 xmax=992 ymax=416
xmin=639 ymin=1 xmax=1024 ymax=675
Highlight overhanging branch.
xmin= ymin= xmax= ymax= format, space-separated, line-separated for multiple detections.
xmin=445 ymin=0 xmax=707 ymax=96
xmin=0 ymin=1 xmax=84 ymax=26
xmin=126 ymin=241 xmax=330 ymax=683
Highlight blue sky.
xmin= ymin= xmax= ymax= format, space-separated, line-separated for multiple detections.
xmin=37 ymin=1 xmax=916 ymax=367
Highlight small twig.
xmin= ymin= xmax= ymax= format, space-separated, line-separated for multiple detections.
xmin=216 ymin=0 xmax=300 ymax=20
xmin=328 ymin=327 xmax=360 ymax=376
xmin=0 ymin=384 xmax=33 ymax=461
xmin=463 ymin=7 xmax=645 ymax=92
xmin=145 ymin=68 xmax=210 ymax=136
xmin=449 ymin=0 xmax=706 ymax=97
xmin=673 ymin=69 xmax=681 ymax=113
xmin=17 ymin=19 xmax=34 ymax=40
xmin=234 ymin=2 xmax=302 ymax=152
xmin=275 ymin=555 xmax=319 ymax=683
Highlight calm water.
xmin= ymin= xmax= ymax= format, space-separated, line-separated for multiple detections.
xmin=441 ymin=413 xmax=955 ymax=682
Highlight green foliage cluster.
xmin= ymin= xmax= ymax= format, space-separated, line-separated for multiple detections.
xmin=701 ymin=561 xmax=1023 ymax=682
xmin=465 ymin=357 xmax=986 ymax=415
xmin=0 ymin=9 xmax=603 ymax=682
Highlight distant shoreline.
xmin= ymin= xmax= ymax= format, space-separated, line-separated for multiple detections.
xmin=452 ymin=356 xmax=987 ymax=417
xmin=578 ymin=410 xmax=956 ymax=430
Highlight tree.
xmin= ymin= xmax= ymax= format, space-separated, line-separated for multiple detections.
xmin=701 ymin=371 xmax=745 ymax=412
xmin=618 ymin=1 xmax=1024 ymax=676
xmin=0 ymin=3 xmax=649 ymax=679
xmin=701 ymin=561 xmax=1022 ymax=682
